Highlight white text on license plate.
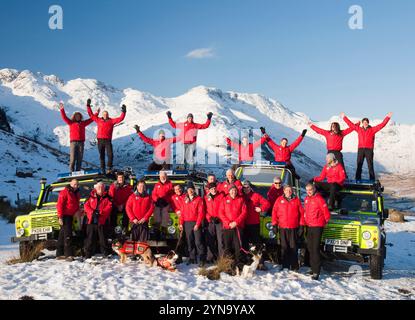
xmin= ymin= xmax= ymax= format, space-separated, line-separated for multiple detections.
xmin=325 ymin=239 xmax=352 ymax=246
xmin=31 ymin=226 xmax=53 ymax=235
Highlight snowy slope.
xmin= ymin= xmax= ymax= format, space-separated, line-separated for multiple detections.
xmin=0 ymin=217 xmax=414 ymax=300
xmin=1 ymin=68 xmax=415 ymax=203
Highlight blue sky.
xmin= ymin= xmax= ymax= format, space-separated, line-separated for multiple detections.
xmin=0 ymin=0 xmax=414 ymax=123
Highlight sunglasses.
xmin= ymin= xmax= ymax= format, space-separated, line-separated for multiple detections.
xmin=274 ymin=182 xmax=281 ymax=185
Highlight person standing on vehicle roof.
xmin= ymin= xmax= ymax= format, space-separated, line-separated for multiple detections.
xmin=267 ymin=177 xmax=284 ymax=211
xmin=134 ymin=125 xmax=180 ymax=171
xmin=308 ymin=119 xmax=360 ymax=176
xmin=303 ymin=183 xmax=331 ymax=281
xmin=166 ymin=111 xmax=213 ymax=170
xmin=341 ymin=112 xmax=393 ymax=181
xmin=311 ymin=153 xmax=346 ymax=211
xmin=263 ymin=129 xmax=307 ymax=179
xmin=86 ymin=99 xmax=126 ymax=174
xmin=56 ymin=179 xmax=81 ymax=261
xmin=151 ymin=171 xmax=173 ymax=240
xmin=218 ymin=184 xmax=248 ymax=267
xmin=179 ymin=181 xmax=206 ymax=267
xmin=242 ymin=180 xmax=270 ymax=270
xmin=59 ymin=102 xmax=98 ymax=172
xmin=125 ymin=180 xmax=154 ymax=242
xmin=83 ymin=182 xmax=113 ymax=259
xmin=218 ymin=169 xmax=242 ymax=195
xmin=204 ymin=182 xmax=225 ymax=263
xmin=108 ymin=172 xmax=133 ymax=236
xmin=169 ymin=184 xmax=187 ymax=264
xmin=272 ymin=185 xmax=305 ymax=272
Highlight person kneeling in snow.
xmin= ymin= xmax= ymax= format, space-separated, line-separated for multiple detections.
xmin=84 ymin=182 xmax=113 ymax=259
xmin=125 ymin=180 xmax=154 ymax=242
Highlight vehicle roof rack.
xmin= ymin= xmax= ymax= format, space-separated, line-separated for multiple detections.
xmin=239 ymin=160 xmax=287 ymax=168
xmin=56 ymin=169 xmax=108 ymax=182
xmin=342 ymin=179 xmax=384 ymax=192
xmin=143 ymin=169 xmax=208 ymax=182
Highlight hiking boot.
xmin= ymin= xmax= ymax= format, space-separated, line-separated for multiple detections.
xmin=56 ymin=256 xmax=66 ymax=260
xmin=311 ymin=273 xmax=320 ymax=281
xmin=199 ymin=260 xmax=206 ymax=268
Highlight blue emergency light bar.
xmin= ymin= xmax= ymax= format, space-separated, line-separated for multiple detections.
xmin=240 ymin=160 xmax=287 ymax=167
xmin=57 ymin=169 xmax=101 ymax=179
xmin=144 ymin=170 xmax=190 ymax=177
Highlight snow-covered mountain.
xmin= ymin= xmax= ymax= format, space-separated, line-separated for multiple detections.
xmin=1 ymin=68 xmax=414 ymax=202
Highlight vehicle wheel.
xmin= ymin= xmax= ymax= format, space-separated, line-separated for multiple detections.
xmin=369 ymin=254 xmax=383 ymax=280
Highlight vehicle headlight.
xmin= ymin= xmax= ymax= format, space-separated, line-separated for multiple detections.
xmin=168 ymin=219 xmax=174 ymax=227
xmin=266 ymin=222 xmax=273 ymax=231
xmin=362 ymin=231 xmax=371 ymax=240
xmin=365 ymin=240 xmax=374 ymax=249
xmin=22 ymin=220 xmax=29 ymax=229
xmin=17 ymin=228 xmax=25 ymax=236
xmin=168 ymin=226 xmax=176 ymax=234
xmin=269 ymin=230 xmax=276 ymax=239
xmin=114 ymin=226 xmax=122 ymax=234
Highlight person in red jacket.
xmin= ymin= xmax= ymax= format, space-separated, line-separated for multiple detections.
xmin=134 ymin=125 xmax=180 ymax=170
xmin=59 ymin=102 xmax=98 ymax=172
xmin=309 ymin=120 xmax=359 ymax=175
xmin=151 ymin=171 xmax=173 ymax=239
xmin=108 ymin=172 xmax=133 ymax=234
xmin=125 ymin=180 xmax=155 ymax=242
xmin=218 ymin=169 xmax=243 ymax=195
xmin=204 ymin=173 xmax=220 ymax=194
xmin=56 ymin=179 xmax=81 ymax=260
xmin=169 ymin=184 xmax=187 ymax=264
xmin=341 ymin=112 xmax=392 ymax=181
xmin=304 ymin=183 xmax=331 ymax=280
xmin=264 ymin=129 xmax=307 ymax=179
xmin=86 ymin=99 xmax=127 ymax=174
xmin=225 ymin=127 xmax=268 ymax=165
xmin=83 ymin=182 xmax=113 ymax=259
xmin=204 ymin=182 xmax=225 ymax=263
xmin=267 ymin=176 xmax=284 ymax=211
xmin=312 ymin=153 xmax=346 ymax=210
xmin=179 ymin=181 xmax=206 ymax=266
xmin=272 ymin=185 xmax=305 ymax=271
xmin=218 ymin=185 xmax=247 ymax=265
xmin=167 ymin=111 xmax=212 ymax=170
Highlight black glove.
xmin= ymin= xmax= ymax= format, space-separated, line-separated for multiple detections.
xmin=166 ymin=111 xmax=172 ymax=118
xmin=134 ymin=125 xmax=140 ymax=133
xmin=207 ymin=112 xmax=213 ymax=120
xmin=260 ymin=127 xmax=266 ymax=134
xmin=155 ymin=198 xmax=168 ymax=208
xmin=308 ymin=178 xmax=314 ymax=184
xmin=301 ymin=129 xmax=307 ymax=137
xmin=87 ymin=99 xmax=91 ymax=107
xmin=297 ymin=226 xmax=305 ymax=239
xmin=121 ymin=104 xmax=127 ymax=113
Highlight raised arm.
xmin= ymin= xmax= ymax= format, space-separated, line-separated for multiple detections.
xmin=342 ymin=114 xmax=359 ymax=131
xmin=112 ymin=105 xmax=126 ymax=125
xmin=341 ymin=122 xmax=360 ymax=136
xmin=372 ymin=113 xmax=392 ymax=134
xmin=195 ymin=113 xmax=212 ymax=130
xmin=225 ymin=137 xmax=240 ymax=151
xmin=137 ymin=130 xmax=156 ymax=146
xmin=264 ymin=135 xmax=279 ymax=151
xmin=166 ymin=111 xmax=177 ymax=128
xmin=310 ymin=124 xmax=329 ymax=136
xmin=59 ymin=106 xmax=73 ymax=125
xmin=288 ymin=133 xmax=305 ymax=152
xmin=252 ymin=135 xmax=267 ymax=150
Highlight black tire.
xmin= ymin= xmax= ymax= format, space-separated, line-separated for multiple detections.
xmin=369 ymin=254 xmax=383 ymax=280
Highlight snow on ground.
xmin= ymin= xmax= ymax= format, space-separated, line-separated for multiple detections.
xmin=0 ymin=217 xmax=414 ymax=300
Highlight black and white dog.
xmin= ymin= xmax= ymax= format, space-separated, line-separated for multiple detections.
xmin=235 ymin=243 xmax=266 ymax=278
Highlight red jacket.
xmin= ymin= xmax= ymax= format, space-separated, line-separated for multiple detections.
xmin=243 ymin=191 xmax=270 ymax=225
xmin=108 ymin=182 xmax=133 ymax=207
xmin=267 ymin=186 xmax=284 ymax=208
xmin=168 ymin=118 xmax=211 ymax=144
xmin=265 ymin=135 xmax=304 ymax=163
xmin=218 ymin=195 xmax=248 ymax=229
xmin=152 ymin=180 xmax=173 ymax=203
xmin=84 ymin=190 xmax=112 ymax=225
xmin=226 ymin=136 xmax=266 ymax=162
xmin=125 ymin=192 xmax=155 ymax=222
xmin=138 ymin=132 xmax=179 ymax=162
xmin=56 ymin=186 xmax=81 ymax=218
xmin=218 ymin=179 xmax=243 ymax=195
xmin=204 ymin=192 xmax=225 ymax=223
xmin=310 ymin=124 xmax=355 ymax=151
xmin=344 ymin=116 xmax=391 ymax=149
xmin=304 ymin=193 xmax=331 ymax=227
xmin=314 ymin=163 xmax=346 ymax=186
xmin=272 ymin=196 xmax=305 ymax=228
xmin=169 ymin=193 xmax=186 ymax=215
xmin=179 ymin=195 xmax=205 ymax=227
xmin=60 ymin=108 xmax=95 ymax=142
xmin=87 ymin=106 xmax=126 ymax=140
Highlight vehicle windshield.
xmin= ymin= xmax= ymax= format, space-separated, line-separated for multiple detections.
xmin=44 ymin=182 xmax=106 ymax=204
xmin=337 ymin=193 xmax=378 ymax=213
xmin=238 ymin=167 xmax=291 ymax=185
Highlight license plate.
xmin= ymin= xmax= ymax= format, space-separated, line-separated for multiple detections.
xmin=325 ymin=239 xmax=352 ymax=247
xmin=31 ymin=226 xmax=53 ymax=235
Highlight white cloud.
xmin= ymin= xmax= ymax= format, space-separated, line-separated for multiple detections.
xmin=185 ymin=48 xmax=215 ymax=59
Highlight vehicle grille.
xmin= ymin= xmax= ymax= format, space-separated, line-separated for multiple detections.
xmin=31 ymin=216 xmax=60 ymax=229
xmin=322 ymin=226 xmax=360 ymax=245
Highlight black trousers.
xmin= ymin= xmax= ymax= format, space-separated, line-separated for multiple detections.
xmin=97 ymin=138 xmax=113 ymax=172
xmin=184 ymin=221 xmax=206 ymax=261
xmin=306 ymin=227 xmax=324 ymax=275
xmin=327 ymin=150 xmax=347 ymax=177
xmin=69 ymin=141 xmax=85 ymax=172
xmin=206 ymin=221 xmax=224 ymax=261
xmin=314 ymin=181 xmax=341 ymax=209
xmin=84 ymin=224 xmax=109 ymax=258
xmin=131 ymin=222 xmax=149 ymax=242
xmin=286 ymin=163 xmax=299 ymax=179
xmin=279 ymin=228 xmax=299 ymax=270
xmin=242 ymin=224 xmax=261 ymax=250
xmin=147 ymin=162 xmax=172 ymax=171
xmin=356 ymin=148 xmax=375 ymax=180
xmin=223 ymin=228 xmax=243 ymax=263
xmin=56 ymin=216 xmax=74 ymax=257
